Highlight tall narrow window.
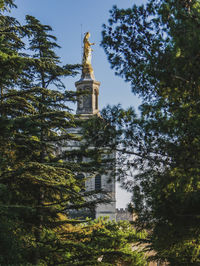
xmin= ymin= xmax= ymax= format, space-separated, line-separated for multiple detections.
xmin=95 ymin=90 xmax=98 ymax=110
xmin=95 ymin=174 xmax=101 ymax=190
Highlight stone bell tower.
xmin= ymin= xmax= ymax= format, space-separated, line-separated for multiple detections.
xmin=75 ymin=32 xmax=100 ymax=118
xmin=74 ymin=32 xmax=116 ymax=220
xmin=75 ymin=75 xmax=100 ymax=117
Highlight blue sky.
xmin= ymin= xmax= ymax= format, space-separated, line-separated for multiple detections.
xmin=12 ymin=0 xmax=145 ymax=208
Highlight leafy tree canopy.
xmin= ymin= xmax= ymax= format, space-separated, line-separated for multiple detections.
xmin=101 ymin=0 xmax=200 ymax=264
xmin=0 ymin=1 xmax=147 ymax=264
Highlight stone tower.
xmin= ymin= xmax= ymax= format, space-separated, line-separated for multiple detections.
xmin=75 ymin=67 xmax=100 ymax=117
xmin=74 ymin=32 xmax=116 ymax=220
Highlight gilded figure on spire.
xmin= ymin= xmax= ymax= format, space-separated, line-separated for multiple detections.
xmin=82 ymin=32 xmax=95 ymax=76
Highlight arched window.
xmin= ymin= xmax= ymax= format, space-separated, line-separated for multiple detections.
xmin=95 ymin=174 xmax=101 ymax=190
xmin=76 ymin=173 xmax=85 ymax=192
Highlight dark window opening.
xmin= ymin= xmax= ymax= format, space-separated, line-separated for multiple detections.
xmin=95 ymin=174 xmax=101 ymax=190
xmin=95 ymin=90 xmax=98 ymax=110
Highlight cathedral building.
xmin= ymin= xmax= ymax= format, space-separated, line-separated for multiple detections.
xmin=69 ymin=32 xmax=116 ymax=220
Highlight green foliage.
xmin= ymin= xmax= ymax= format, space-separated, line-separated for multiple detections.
xmin=0 ymin=2 xmax=147 ymax=264
xmin=52 ymin=217 xmax=147 ymax=266
xmin=0 ymin=0 xmax=16 ymax=11
xmin=0 ymin=3 xmax=98 ymax=264
xmin=102 ymin=0 xmax=200 ymax=264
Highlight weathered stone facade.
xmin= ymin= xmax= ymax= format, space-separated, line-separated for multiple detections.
xmin=76 ymin=79 xmax=100 ymax=116
xmin=74 ymin=76 xmax=116 ymax=220
xmin=116 ymin=208 xmax=136 ymax=222
xmin=71 ymin=33 xmax=116 ymax=220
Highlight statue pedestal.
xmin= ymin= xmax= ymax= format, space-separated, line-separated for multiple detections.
xmin=81 ymin=65 xmax=95 ymax=80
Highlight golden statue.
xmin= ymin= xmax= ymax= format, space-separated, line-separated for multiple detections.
xmin=82 ymin=32 xmax=95 ymax=75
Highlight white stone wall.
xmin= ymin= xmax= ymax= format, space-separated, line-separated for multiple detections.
xmin=66 ymin=126 xmax=116 ymax=220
